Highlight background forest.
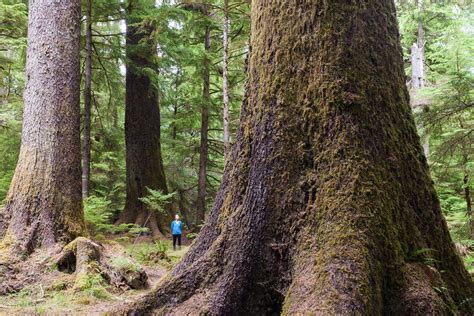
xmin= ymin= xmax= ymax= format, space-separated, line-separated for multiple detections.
xmin=0 ymin=0 xmax=473 ymax=274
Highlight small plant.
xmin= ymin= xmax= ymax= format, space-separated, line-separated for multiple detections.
xmin=186 ymin=232 xmax=198 ymax=240
xmin=74 ymin=273 xmax=111 ymax=302
xmin=408 ymin=248 xmax=439 ymax=266
xmin=84 ymin=196 xmax=115 ymax=236
xmin=154 ymin=240 xmax=169 ymax=253
xmin=129 ymin=241 xmax=170 ymax=266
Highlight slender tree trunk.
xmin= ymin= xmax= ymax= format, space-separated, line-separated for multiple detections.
xmin=171 ymin=70 xmax=180 ymax=144
xmin=118 ymin=0 xmax=474 ymax=314
xmin=117 ymin=0 xmax=170 ymax=236
xmin=196 ymin=17 xmax=211 ymax=226
xmin=82 ymin=0 xmax=93 ymax=199
xmin=222 ymin=0 xmax=231 ymax=158
xmin=460 ymin=126 xmax=473 ymax=239
xmin=0 ymin=0 xmax=85 ymax=254
xmin=411 ymin=0 xmax=429 ymax=159
xmin=463 ymin=164 xmax=473 ymax=239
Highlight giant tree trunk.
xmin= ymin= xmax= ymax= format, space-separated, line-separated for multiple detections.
xmin=82 ymin=0 xmax=93 ymax=199
xmin=119 ymin=1 xmax=474 ymax=314
xmin=196 ymin=18 xmax=211 ymax=226
xmin=117 ymin=0 xmax=170 ymax=236
xmin=0 ymin=0 xmax=85 ymax=254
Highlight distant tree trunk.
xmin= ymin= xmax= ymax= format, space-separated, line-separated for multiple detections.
xmin=463 ymin=162 xmax=473 ymax=239
xmin=117 ymin=0 xmax=170 ymax=236
xmin=222 ymin=0 xmax=231 ymax=158
xmin=460 ymin=125 xmax=473 ymax=239
xmin=171 ymin=70 xmax=180 ymax=144
xmin=118 ymin=0 xmax=474 ymax=314
xmin=411 ymin=0 xmax=429 ymax=158
xmin=82 ymin=0 xmax=93 ymax=199
xmin=0 ymin=0 xmax=85 ymax=254
xmin=196 ymin=15 xmax=211 ymax=226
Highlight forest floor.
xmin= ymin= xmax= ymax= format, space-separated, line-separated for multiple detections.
xmin=0 ymin=236 xmax=190 ymax=315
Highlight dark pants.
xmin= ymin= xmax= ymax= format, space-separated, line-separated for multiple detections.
xmin=173 ymin=234 xmax=182 ymax=248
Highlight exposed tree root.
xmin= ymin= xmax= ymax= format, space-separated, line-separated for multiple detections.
xmin=0 ymin=237 xmax=148 ymax=296
xmin=55 ymin=237 xmax=148 ymax=291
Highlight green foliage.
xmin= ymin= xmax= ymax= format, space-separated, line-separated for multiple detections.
xmin=74 ymin=274 xmax=111 ymax=302
xmin=84 ymin=195 xmax=146 ymax=236
xmin=139 ymin=188 xmax=175 ymax=214
xmin=396 ymin=1 xmax=473 ymax=273
xmin=408 ymin=248 xmax=440 ymax=267
xmin=84 ymin=196 xmax=114 ymax=235
xmin=0 ymin=0 xmax=27 ymax=203
xmin=127 ymin=240 xmax=170 ymax=266
xmin=110 ymin=255 xmax=141 ymax=273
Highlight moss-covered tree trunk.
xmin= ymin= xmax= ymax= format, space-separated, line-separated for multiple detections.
xmin=117 ymin=0 xmax=170 ymax=236
xmin=0 ymin=0 xmax=85 ymax=254
xmin=119 ymin=0 xmax=474 ymax=314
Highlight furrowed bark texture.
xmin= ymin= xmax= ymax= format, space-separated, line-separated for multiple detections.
xmin=0 ymin=0 xmax=85 ymax=254
xmin=118 ymin=0 xmax=170 ymax=236
xmin=120 ymin=0 xmax=474 ymax=314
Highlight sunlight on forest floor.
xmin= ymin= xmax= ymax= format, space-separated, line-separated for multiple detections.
xmin=0 ymin=238 xmax=190 ymax=315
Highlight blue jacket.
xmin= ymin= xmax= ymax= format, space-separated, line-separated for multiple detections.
xmin=171 ymin=220 xmax=183 ymax=235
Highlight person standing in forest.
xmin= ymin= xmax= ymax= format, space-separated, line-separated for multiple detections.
xmin=171 ymin=215 xmax=183 ymax=250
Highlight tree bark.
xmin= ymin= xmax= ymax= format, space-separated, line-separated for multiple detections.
xmin=118 ymin=1 xmax=474 ymax=314
xmin=222 ymin=0 xmax=231 ymax=159
xmin=82 ymin=0 xmax=93 ymax=199
xmin=196 ymin=13 xmax=211 ymax=226
xmin=117 ymin=0 xmax=170 ymax=236
xmin=461 ymin=138 xmax=473 ymax=239
xmin=0 ymin=0 xmax=85 ymax=254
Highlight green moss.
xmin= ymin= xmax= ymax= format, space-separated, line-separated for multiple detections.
xmin=110 ymin=256 xmax=141 ymax=273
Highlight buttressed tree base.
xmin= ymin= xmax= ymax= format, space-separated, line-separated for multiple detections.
xmin=117 ymin=0 xmax=474 ymax=314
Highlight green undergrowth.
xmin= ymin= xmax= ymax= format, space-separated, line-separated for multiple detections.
xmin=124 ymin=239 xmax=189 ymax=270
xmin=0 ymin=238 xmax=190 ymax=314
xmin=110 ymin=255 xmax=142 ymax=273
xmin=0 ymin=276 xmax=113 ymax=313
xmin=84 ymin=195 xmax=148 ymax=238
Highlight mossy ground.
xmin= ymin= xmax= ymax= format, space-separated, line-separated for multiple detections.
xmin=0 ymin=236 xmax=189 ymax=315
